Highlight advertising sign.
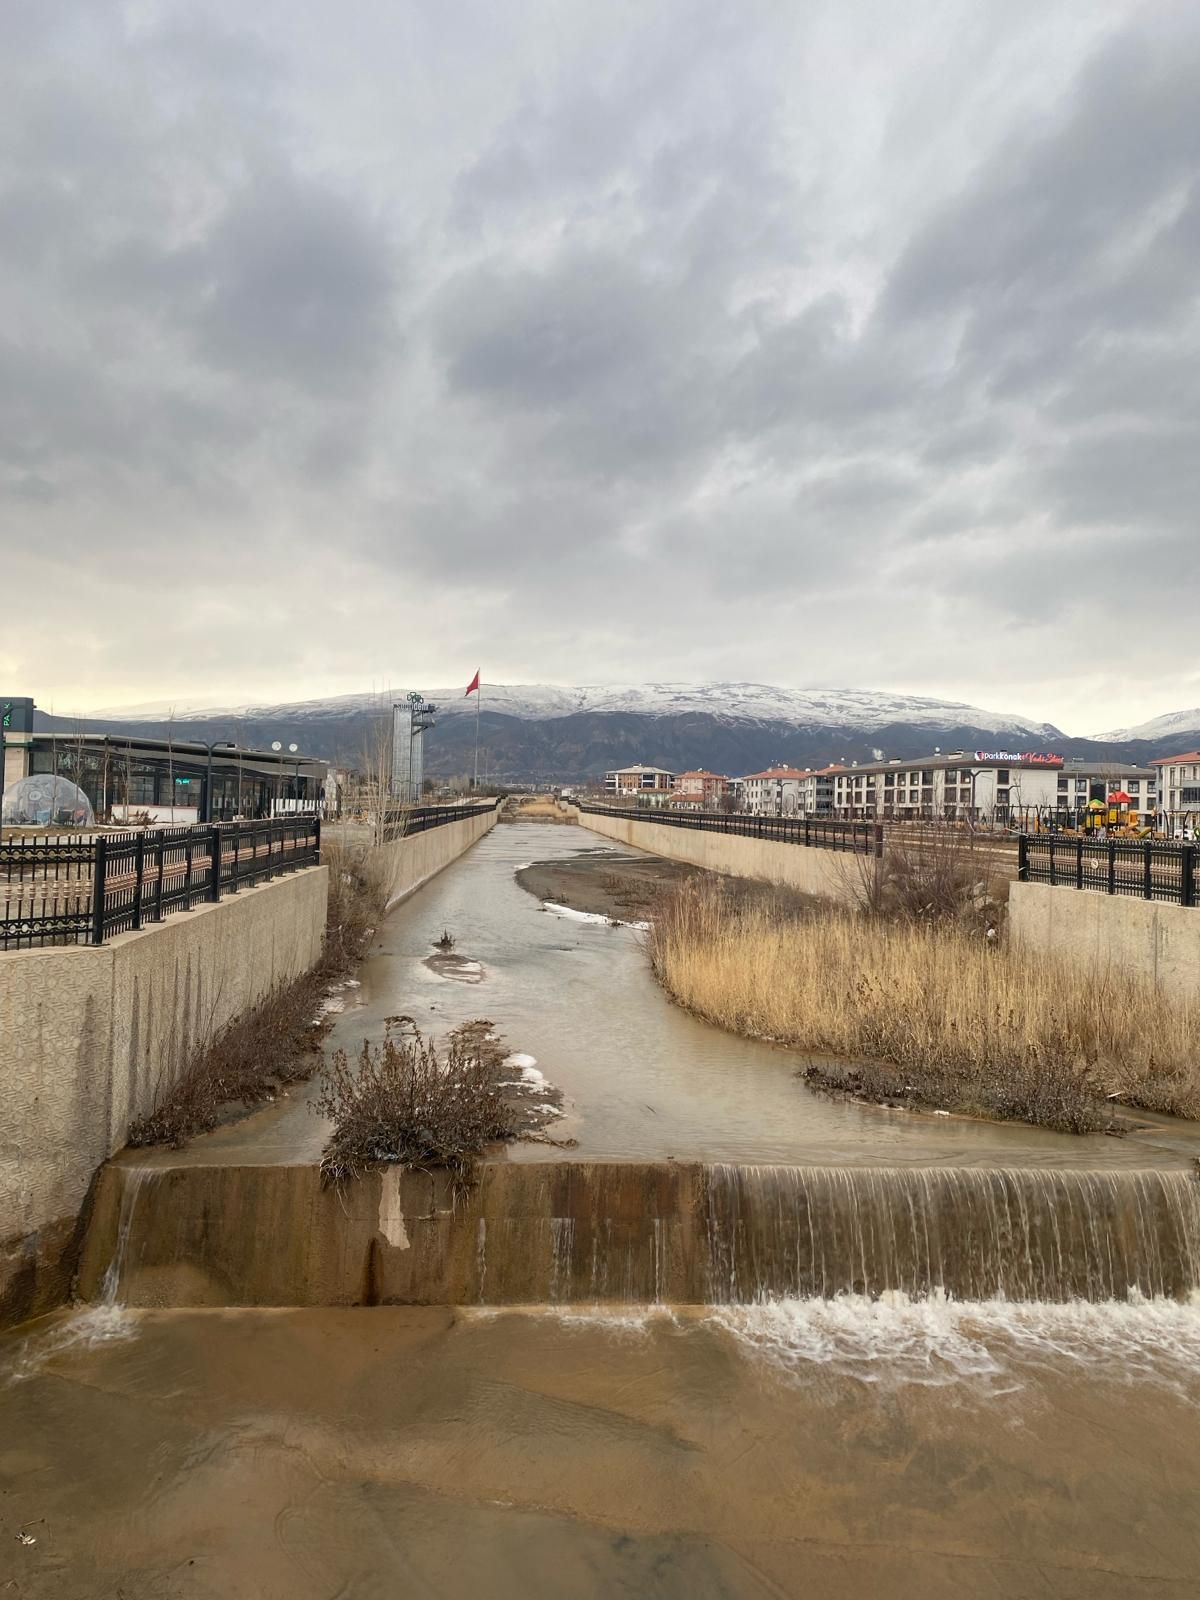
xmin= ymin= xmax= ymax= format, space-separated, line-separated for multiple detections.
xmin=973 ymin=750 xmax=1064 ymax=767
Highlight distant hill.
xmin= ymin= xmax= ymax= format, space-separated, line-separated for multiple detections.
xmin=31 ymin=680 xmax=1187 ymax=782
xmin=1093 ymin=707 xmax=1200 ymax=750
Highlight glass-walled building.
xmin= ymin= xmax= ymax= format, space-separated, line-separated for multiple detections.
xmin=18 ymin=733 xmax=326 ymax=823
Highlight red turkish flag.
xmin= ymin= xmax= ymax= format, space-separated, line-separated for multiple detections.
xmin=465 ymin=670 xmax=480 ymax=696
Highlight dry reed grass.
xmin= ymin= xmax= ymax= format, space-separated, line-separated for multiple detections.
xmin=507 ymin=795 xmax=570 ymax=823
xmin=649 ymin=882 xmax=1200 ymax=1132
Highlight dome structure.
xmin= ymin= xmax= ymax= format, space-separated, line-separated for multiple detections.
xmin=1 ymin=774 xmax=95 ymax=827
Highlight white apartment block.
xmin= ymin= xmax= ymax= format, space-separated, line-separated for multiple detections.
xmin=741 ymin=765 xmax=841 ymax=817
xmin=1153 ymin=751 xmax=1200 ymax=820
xmin=741 ymin=767 xmax=808 ymax=816
xmin=831 ymin=752 xmax=1157 ymax=823
xmin=604 ymin=764 xmax=676 ymax=805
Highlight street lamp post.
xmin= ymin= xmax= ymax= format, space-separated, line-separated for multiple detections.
xmin=270 ymin=740 xmax=303 ymax=813
xmin=203 ymin=740 xmax=237 ymax=823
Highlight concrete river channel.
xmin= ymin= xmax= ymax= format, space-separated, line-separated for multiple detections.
xmin=4 ymin=821 xmax=1200 ymax=1596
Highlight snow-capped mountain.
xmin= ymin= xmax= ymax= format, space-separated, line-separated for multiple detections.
xmin=89 ymin=681 xmax=1062 ymax=738
xmin=1092 ymin=707 xmax=1200 ymax=745
xmin=50 ymin=680 xmax=1093 ymax=780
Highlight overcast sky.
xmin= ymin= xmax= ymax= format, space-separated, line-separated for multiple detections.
xmin=2 ymin=0 xmax=1197 ymax=733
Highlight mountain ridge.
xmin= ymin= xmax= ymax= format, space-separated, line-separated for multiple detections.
xmin=85 ymin=680 xmax=1063 ymax=737
xmin=32 ymin=680 xmax=1197 ymax=782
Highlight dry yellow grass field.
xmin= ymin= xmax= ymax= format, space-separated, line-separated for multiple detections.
xmin=508 ymin=795 xmax=571 ymax=823
xmin=649 ymin=883 xmax=1200 ymax=1131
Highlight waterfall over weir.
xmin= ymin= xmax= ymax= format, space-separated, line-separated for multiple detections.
xmin=80 ymin=1160 xmax=1200 ymax=1310
xmin=704 ymin=1165 xmax=1200 ymax=1304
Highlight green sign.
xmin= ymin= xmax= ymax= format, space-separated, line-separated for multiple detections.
xmin=1 ymin=697 xmax=34 ymax=734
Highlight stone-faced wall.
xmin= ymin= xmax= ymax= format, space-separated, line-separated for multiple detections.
xmin=1009 ymin=881 xmax=1200 ymax=1004
xmin=0 ymin=866 xmax=328 ymax=1325
xmin=574 ymin=808 xmax=867 ymax=903
xmin=374 ymin=804 xmax=499 ymax=910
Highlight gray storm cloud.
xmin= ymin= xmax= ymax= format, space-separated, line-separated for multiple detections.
xmin=0 ymin=0 xmax=1196 ymax=731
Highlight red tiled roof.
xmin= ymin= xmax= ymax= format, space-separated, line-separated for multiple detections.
xmin=743 ymin=767 xmax=811 ymax=780
xmin=1151 ymin=751 xmax=1200 ymax=765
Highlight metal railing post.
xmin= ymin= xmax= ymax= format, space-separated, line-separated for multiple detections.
xmin=153 ymin=834 xmax=165 ymax=922
xmin=1075 ymin=837 xmax=1083 ymax=889
xmin=1143 ymin=841 xmax=1152 ymax=902
xmin=1182 ymin=844 xmax=1195 ymax=909
xmin=90 ymin=836 xmax=109 ymax=945
xmin=1017 ymin=834 xmax=1028 ymax=883
xmin=131 ymin=833 xmax=145 ymax=930
xmin=1107 ymin=840 xmax=1116 ymax=896
xmin=211 ymin=824 xmax=222 ymax=903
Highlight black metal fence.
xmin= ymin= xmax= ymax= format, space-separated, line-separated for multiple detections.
xmin=575 ymin=801 xmax=883 ymax=857
xmin=379 ymin=798 xmax=500 ymax=844
xmin=1018 ymin=834 xmax=1196 ymax=906
xmin=1 ymin=817 xmax=321 ymax=950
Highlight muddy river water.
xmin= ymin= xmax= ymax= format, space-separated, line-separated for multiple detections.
xmin=3 ymin=822 xmax=1200 ymax=1596
xmin=147 ymin=823 xmax=1200 ymax=1171
xmin=4 ymin=1301 xmax=1200 ymax=1597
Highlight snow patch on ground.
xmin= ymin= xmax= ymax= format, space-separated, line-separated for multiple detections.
xmin=543 ymin=901 xmax=650 ymax=931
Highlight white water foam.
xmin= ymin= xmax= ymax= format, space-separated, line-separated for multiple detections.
xmin=712 ymin=1292 xmax=1200 ymax=1394
xmin=5 ymin=1304 xmax=138 ymax=1384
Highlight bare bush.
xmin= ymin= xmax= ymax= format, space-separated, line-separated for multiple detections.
xmin=128 ymin=834 xmax=387 ymax=1148
xmin=316 ymin=1020 xmax=516 ymax=1185
xmin=648 ymin=880 xmax=1200 ymax=1133
xmin=844 ymin=822 xmax=1005 ymax=929
xmin=127 ymin=969 xmax=328 ymax=1147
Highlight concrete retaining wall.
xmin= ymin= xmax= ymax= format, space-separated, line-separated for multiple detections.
xmin=373 ymin=804 xmax=499 ymax=910
xmin=1009 ymin=882 xmax=1200 ymax=1004
xmin=575 ymin=808 xmax=866 ymax=902
xmin=0 ymin=867 xmax=328 ymax=1325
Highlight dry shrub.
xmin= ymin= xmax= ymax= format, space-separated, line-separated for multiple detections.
xmin=649 ymin=881 xmax=1200 ymax=1133
xmin=322 ymin=831 xmax=390 ymax=973
xmin=846 ymin=823 xmax=1005 ymax=929
xmin=128 ymin=970 xmax=327 ymax=1147
xmin=129 ymin=834 xmax=388 ymax=1148
xmin=316 ymin=1019 xmax=516 ymax=1185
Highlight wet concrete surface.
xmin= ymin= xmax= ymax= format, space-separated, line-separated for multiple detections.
xmin=3 ymin=1303 xmax=1200 ymax=1599
xmin=127 ymin=823 xmax=1200 ymax=1174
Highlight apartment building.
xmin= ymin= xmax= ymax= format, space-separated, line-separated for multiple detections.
xmin=1152 ymin=751 xmax=1200 ymax=819
xmin=831 ymin=752 xmax=1157 ymax=823
xmin=741 ymin=767 xmax=809 ymax=816
xmin=672 ymin=769 xmax=729 ymax=809
xmin=794 ymin=765 xmax=841 ymax=816
xmin=604 ymin=764 xmax=676 ymax=805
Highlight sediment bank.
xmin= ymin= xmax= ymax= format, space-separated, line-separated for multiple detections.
xmin=515 ymin=847 xmax=818 ymax=923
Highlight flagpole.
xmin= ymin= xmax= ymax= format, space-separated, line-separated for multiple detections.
xmin=473 ymin=679 xmax=481 ymax=792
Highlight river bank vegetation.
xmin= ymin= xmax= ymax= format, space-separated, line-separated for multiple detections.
xmin=129 ymin=831 xmax=390 ymax=1148
xmin=648 ymin=881 xmax=1200 ymax=1133
xmin=502 ymin=795 xmax=572 ymax=823
xmin=317 ymin=1020 xmax=517 ymax=1185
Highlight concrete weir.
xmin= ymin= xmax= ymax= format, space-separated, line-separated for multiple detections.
xmin=79 ymin=1158 xmax=1200 ymax=1308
